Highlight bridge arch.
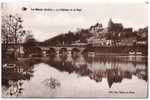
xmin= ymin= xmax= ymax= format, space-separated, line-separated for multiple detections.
xmin=28 ymin=46 xmax=43 ymax=57
xmin=48 ymin=48 xmax=57 ymax=56
xmin=80 ymin=48 xmax=86 ymax=54
xmin=59 ymin=48 xmax=68 ymax=54
xmin=71 ymin=48 xmax=80 ymax=54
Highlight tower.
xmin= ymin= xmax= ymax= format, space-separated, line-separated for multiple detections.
xmin=108 ymin=18 xmax=113 ymax=31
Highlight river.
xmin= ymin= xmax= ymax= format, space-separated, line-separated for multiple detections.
xmin=2 ymin=54 xmax=147 ymax=98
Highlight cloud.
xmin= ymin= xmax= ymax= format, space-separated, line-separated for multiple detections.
xmin=23 ymin=13 xmax=92 ymax=41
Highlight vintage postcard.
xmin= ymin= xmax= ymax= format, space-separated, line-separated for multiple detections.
xmin=1 ymin=1 xmax=148 ymax=98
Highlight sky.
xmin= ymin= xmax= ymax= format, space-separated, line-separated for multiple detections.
xmin=1 ymin=1 xmax=148 ymax=42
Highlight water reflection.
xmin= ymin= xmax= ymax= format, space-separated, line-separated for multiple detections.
xmin=2 ymin=54 xmax=147 ymax=97
xmin=2 ymin=60 xmax=39 ymax=97
xmin=2 ymin=80 xmax=24 ymax=97
xmin=47 ymin=55 xmax=147 ymax=87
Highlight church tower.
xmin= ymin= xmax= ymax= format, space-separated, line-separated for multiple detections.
xmin=108 ymin=18 xmax=113 ymax=31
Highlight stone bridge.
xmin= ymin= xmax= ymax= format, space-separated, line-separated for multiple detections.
xmin=2 ymin=43 xmax=87 ymax=57
xmin=37 ymin=46 xmax=86 ymax=57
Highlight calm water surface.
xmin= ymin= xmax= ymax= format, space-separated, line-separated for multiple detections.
xmin=2 ymin=55 xmax=147 ymax=98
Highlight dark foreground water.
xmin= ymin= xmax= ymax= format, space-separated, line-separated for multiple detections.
xmin=2 ymin=55 xmax=147 ymax=98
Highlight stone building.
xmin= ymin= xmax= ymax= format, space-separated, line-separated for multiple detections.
xmin=108 ymin=18 xmax=123 ymax=32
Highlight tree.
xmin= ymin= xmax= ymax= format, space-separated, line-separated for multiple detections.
xmin=24 ymin=34 xmax=37 ymax=46
xmin=23 ymin=34 xmax=38 ymax=57
xmin=2 ymin=14 xmax=29 ymax=62
xmin=2 ymin=14 xmax=26 ymax=44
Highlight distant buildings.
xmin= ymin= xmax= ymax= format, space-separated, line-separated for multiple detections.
xmin=137 ymin=27 xmax=148 ymax=39
xmin=108 ymin=18 xmax=123 ymax=32
xmin=89 ymin=23 xmax=103 ymax=37
xmin=123 ymin=28 xmax=133 ymax=33
xmin=116 ymin=37 xmax=136 ymax=46
xmin=87 ymin=18 xmax=147 ymax=47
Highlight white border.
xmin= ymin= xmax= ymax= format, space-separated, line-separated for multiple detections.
xmin=0 ymin=0 xmax=149 ymax=100
xmin=0 ymin=0 xmax=149 ymax=3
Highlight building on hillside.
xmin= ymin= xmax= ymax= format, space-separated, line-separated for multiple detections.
xmin=137 ymin=27 xmax=148 ymax=39
xmin=119 ymin=28 xmax=133 ymax=37
xmin=116 ymin=37 xmax=137 ymax=46
xmin=87 ymin=37 xmax=113 ymax=46
xmin=89 ymin=23 xmax=103 ymax=37
xmin=108 ymin=18 xmax=123 ymax=32
xmin=123 ymin=28 xmax=133 ymax=33
xmin=136 ymin=41 xmax=147 ymax=45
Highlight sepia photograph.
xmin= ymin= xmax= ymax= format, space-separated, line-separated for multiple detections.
xmin=1 ymin=1 xmax=148 ymax=98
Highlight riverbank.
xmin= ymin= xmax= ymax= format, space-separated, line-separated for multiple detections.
xmin=84 ymin=45 xmax=148 ymax=56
